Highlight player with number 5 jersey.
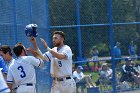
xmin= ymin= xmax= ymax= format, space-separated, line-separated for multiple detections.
xmin=7 ymin=42 xmax=44 ymax=93
xmin=31 ymin=31 xmax=76 ymax=93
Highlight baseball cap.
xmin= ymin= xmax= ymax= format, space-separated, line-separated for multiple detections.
xmin=125 ymin=57 xmax=132 ymax=62
xmin=77 ymin=65 xmax=84 ymax=70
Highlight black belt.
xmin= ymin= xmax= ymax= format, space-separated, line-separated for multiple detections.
xmin=53 ymin=77 xmax=71 ymax=81
xmin=13 ymin=83 xmax=33 ymax=90
xmin=26 ymin=83 xmax=33 ymax=86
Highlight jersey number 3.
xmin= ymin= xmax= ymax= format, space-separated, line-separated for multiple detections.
xmin=17 ymin=66 xmax=26 ymax=78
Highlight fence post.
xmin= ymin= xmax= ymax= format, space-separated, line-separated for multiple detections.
xmin=76 ymin=0 xmax=82 ymax=60
xmin=108 ymin=0 xmax=117 ymax=92
xmin=45 ymin=0 xmax=51 ymax=46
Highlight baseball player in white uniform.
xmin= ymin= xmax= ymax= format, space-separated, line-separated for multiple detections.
xmin=30 ymin=31 xmax=76 ymax=93
xmin=0 ymin=45 xmax=17 ymax=93
xmin=0 ymin=68 xmax=10 ymax=93
xmin=6 ymin=43 xmax=44 ymax=93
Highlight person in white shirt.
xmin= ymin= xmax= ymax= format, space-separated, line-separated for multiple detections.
xmin=0 ymin=45 xmax=16 ymax=93
xmin=96 ymin=63 xmax=112 ymax=86
xmin=73 ymin=65 xmax=96 ymax=88
xmin=0 ymin=68 xmax=10 ymax=93
xmin=30 ymin=31 xmax=76 ymax=93
xmin=7 ymin=43 xmax=44 ymax=93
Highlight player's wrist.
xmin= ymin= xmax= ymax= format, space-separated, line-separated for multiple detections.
xmin=47 ymin=47 xmax=52 ymax=52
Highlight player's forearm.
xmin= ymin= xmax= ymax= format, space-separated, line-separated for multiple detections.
xmin=7 ymin=83 xmax=12 ymax=92
xmin=30 ymin=37 xmax=38 ymax=50
xmin=34 ymin=48 xmax=46 ymax=60
xmin=32 ymin=41 xmax=38 ymax=50
xmin=50 ymin=50 xmax=66 ymax=60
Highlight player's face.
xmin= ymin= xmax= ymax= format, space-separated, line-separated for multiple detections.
xmin=52 ymin=34 xmax=63 ymax=47
xmin=0 ymin=51 xmax=8 ymax=61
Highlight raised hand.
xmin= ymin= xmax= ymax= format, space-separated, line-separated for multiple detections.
xmin=30 ymin=37 xmax=38 ymax=50
xmin=40 ymin=38 xmax=48 ymax=49
xmin=30 ymin=37 xmax=36 ymax=44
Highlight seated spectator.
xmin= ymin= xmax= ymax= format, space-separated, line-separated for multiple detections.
xmin=120 ymin=58 xmax=139 ymax=83
xmin=73 ymin=65 xmax=96 ymax=88
xmin=96 ymin=63 xmax=112 ymax=86
xmin=133 ymin=62 xmax=140 ymax=72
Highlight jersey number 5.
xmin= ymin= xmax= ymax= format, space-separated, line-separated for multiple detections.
xmin=58 ymin=61 xmax=62 ymax=67
xmin=17 ymin=66 xmax=26 ymax=78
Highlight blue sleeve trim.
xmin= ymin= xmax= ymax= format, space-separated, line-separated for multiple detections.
xmin=38 ymin=59 xmax=41 ymax=67
xmin=45 ymin=54 xmax=51 ymax=62
xmin=7 ymin=80 xmax=13 ymax=83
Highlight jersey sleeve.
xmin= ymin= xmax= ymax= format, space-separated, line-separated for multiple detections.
xmin=27 ymin=56 xmax=44 ymax=67
xmin=6 ymin=68 xmax=14 ymax=84
xmin=35 ymin=48 xmax=51 ymax=62
xmin=43 ymin=52 xmax=51 ymax=62
xmin=0 ymin=71 xmax=10 ymax=92
xmin=62 ymin=46 xmax=72 ymax=59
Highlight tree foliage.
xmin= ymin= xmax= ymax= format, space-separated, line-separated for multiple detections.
xmin=49 ymin=0 xmax=140 ymax=59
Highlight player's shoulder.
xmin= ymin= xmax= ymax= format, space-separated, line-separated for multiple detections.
xmin=8 ymin=60 xmax=15 ymax=69
xmin=64 ymin=45 xmax=70 ymax=48
xmin=22 ymin=56 xmax=38 ymax=62
xmin=63 ymin=45 xmax=71 ymax=50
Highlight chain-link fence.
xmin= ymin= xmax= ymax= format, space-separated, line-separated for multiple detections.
xmin=0 ymin=0 xmax=140 ymax=93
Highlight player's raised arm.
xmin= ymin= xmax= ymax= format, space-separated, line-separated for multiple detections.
xmin=30 ymin=37 xmax=38 ymax=50
xmin=29 ymin=37 xmax=46 ymax=60
xmin=40 ymin=38 xmax=66 ymax=60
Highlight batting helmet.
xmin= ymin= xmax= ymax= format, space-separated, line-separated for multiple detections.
xmin=25 ymin=24 xmax=38 ymax=37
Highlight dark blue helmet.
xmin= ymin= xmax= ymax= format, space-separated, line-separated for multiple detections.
xmin=25 ymin=24 xmax=38 ymax=37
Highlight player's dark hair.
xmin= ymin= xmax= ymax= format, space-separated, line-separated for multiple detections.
xmin=0 ymin=45 xmax=12 ymax=56
xmin=53 ymin=31 xmax=65 ymax=39
xmin=13 ymin=43 xmax=25 ymax=57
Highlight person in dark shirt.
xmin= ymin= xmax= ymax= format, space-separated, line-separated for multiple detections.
xmin=120 ymin=58 xmax=139 ymax=83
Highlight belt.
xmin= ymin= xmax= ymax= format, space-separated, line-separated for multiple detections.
xmin=13 ymin=83 xmax=33 ymax=90
xmin=53 ymin=77 xmax=71 ymax=81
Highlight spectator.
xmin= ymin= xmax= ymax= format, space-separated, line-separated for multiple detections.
xmin=92 ymin=46 xmax=99 ymax=71
xmin=73 ymin=65 xmax=96 ymax=88
xmin=95 ymin=63 xmax=112 ymax=86
xmin=114 ymin=42 xmax=121 ymax=66
xmin=120 ymin=58 xmax=139 ymax=83
xmin=128 ymin=41 xmax=137 ymax=59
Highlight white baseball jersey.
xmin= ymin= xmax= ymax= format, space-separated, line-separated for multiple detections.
xmin=43 ymin=45 xmax=73 ymax=77
xmin=7 ymin=56 xmax=43 ymax=86
xmin=73 ymin=71 xmax=84 ymax=79
xmin=7 ymin=58 xmax=15 ymax=71
xmin=0 ymin=70 xmax=10 ymax=92
xmin=6 ymin=58 xmax=18 ymax=91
